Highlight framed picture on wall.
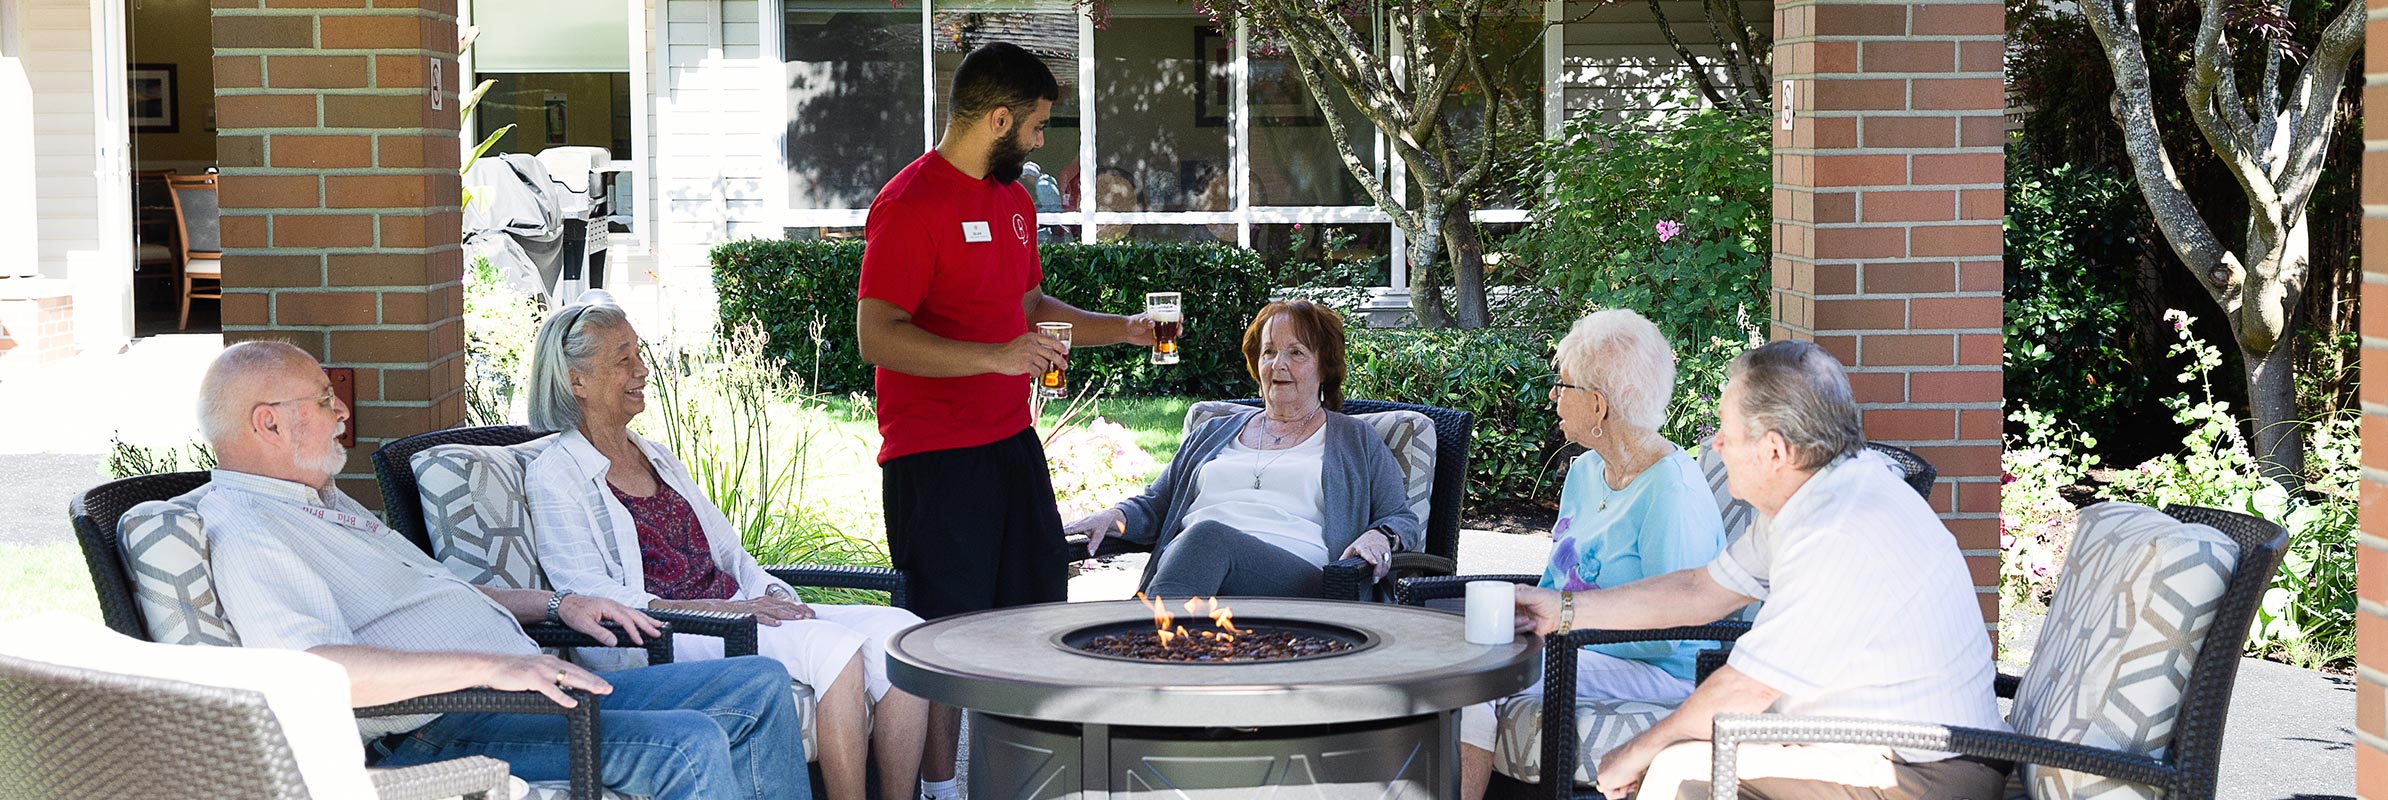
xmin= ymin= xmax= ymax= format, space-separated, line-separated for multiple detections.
xmin=1247 ymin=57 xmax=1326 ymax=127
xmin=1194 ymin=29 xmax=1232 ymax=127
xmin=129 ymin=64 xmax=177 ymax=133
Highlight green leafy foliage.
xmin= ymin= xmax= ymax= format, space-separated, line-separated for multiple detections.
xmin=103 ymin=435 xmax=216 ymax=478
xmin=710 ymin=239 xmax=1279 ymax=399
xmin=2003 ymin=155 xmax=2153 ymax=448
xmin=462 ymin=255 xmax=544 ymax=426
xmin=1344 ymin=326 xmax=1565 ymax=507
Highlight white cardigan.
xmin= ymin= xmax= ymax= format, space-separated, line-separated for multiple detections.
xmin=524 ymin=428 xmax=794 ymax=634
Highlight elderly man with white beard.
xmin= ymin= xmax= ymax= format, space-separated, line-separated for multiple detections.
xmin=193 ymin=340 xmax=813 ymax=800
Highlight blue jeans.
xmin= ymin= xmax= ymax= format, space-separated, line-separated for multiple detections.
xmin=375 ymin=656 xmax=810 ymax=800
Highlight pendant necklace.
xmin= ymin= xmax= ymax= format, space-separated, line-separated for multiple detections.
xmin=1248 ymin=407 xmax=1324 ymax=489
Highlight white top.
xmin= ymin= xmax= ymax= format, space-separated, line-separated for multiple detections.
xmin=525 ymin=428 xmax=799 ymax=672
xmin=1706 ymin=450 xmax=2009 ymax=761
xmin=1180 ymin=425 xmax=1331 ymax=565
xmin=201 ymin=469 xmax=539 ymax=738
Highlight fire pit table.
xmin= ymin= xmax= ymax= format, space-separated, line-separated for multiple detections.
xmin=887 ymin=597 xmax=1539 ymax=799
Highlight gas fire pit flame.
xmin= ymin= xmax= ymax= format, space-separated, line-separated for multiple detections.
xmin=1082 ymin=596 xmax=1351 ymax=662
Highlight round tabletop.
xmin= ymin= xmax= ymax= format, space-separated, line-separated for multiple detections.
xmin=886 ymin=598 xmax=1541 ymax=727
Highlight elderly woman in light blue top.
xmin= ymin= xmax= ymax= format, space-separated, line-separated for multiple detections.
xmin=1457 ymin=308 xmax=1727 ymax=800
xmin=519 ymin=293 xmax=933 ymax=800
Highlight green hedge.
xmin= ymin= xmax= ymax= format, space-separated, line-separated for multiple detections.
xmin=712 ymin=239 xmax=1279 ymax=399
xmin=1345 ymin=326 xmax=1567 ymax=508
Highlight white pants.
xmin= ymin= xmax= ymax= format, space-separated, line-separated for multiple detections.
xmin=669 ymin=603 xmax=921 ymax=702
xmin=1460 ymin=649 xmax=1694 ymax=751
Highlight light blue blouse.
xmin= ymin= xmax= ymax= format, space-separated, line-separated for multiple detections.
xmin=1541 ymin=447 xmax=1728 ymax=682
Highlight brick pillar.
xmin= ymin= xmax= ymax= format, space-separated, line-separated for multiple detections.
xmin=1771 ymin=0 xmax=2005 ymax=625
xmin=214 ymin=0 xmax=465 ymax=506
xmin=2355 ymin=0 xmax=2388 ymax=791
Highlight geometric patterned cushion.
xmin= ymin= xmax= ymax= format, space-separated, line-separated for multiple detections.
xmin=2008 ymin=501 xmax=2240 ymax=800
xmin=1489 ymin=693 xmax=1680 ymax=785
xmin=1184 ymin=401 xmax=1439 ymax=529
xmin=116 ymin=485 xmax=237 ymax=647
xmin=412 ymin=438 xmax=557 ymax=591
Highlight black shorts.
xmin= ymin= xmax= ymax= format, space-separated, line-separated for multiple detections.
xmin=881 ymin=426 xmax=1069 ymax=619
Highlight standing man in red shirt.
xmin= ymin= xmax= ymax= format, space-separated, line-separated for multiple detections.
xmin=855 ymin=41 xmax=1152 ymax=800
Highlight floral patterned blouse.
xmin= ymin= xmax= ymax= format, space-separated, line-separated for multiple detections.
xmin=611 ymin=481 xmax=740 ymax=601
xmin=1542 ymin=447 xmax=1728 ymax=681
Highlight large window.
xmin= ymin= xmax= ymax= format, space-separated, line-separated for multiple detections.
xmin=473 ymin=73 xmax=633 ymax=160
xmin=784 ymin=5 xmax=925 ymax=209
xmin=776 ymin=0 xmax=1551 ymax=287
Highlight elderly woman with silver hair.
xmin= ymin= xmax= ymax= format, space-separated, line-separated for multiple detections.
xmin=520 ymin=292 xmax=935 ymax=800
xmin=1457 ymin=308 xmax=1728 ymax=800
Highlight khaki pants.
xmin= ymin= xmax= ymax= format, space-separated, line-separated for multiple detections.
xmin=1637 ymin=742 xmax=2009 ymax=800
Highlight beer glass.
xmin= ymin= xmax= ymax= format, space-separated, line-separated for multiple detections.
xmin=1037 ymin=321 xmax=1073 ymax=399
xmin=1146 ymin=292 xmax=1183 ymax=365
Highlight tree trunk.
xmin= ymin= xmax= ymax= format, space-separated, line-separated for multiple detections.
xmin=1443 ymin=205 xmax=1488 ymax=328
xmin=1408 ymin=211 xmax=1452 ymax=328
xmin=2243 ymin=332 xmax=2303 ymax=484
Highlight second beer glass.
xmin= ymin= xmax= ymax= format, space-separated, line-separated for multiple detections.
xmin=1037 ymin=321 xmax=1073 ymax=398
xmin=1146 ymin=292 xmax=1183 ymax=365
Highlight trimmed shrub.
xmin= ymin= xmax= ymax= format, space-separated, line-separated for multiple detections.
xmin=711 ymin=239 xmax=1276 ymax=399
xmin=1345 ymin=327 xmax=1567 ymax=508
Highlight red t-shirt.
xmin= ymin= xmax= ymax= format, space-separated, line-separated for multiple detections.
xmin=858 ymin=150 xmax=1043 ymax=463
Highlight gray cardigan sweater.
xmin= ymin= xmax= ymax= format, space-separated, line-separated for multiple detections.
xmin=1113 ymin=407 xmax=1423 ymax=591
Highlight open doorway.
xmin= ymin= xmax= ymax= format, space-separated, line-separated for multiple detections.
xmin=126 ymin=0 xmax=216 ymax=336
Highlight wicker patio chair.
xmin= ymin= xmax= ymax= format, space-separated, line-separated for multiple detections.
xmin=0 ymin=649 xmax=513 ymax=800
xmin=1066 ymin=398 xmax=1473 ymax=601
xmin=69 ymin=471 xmax=650 ymax=800
xmin=1704 ymin=504 xmax=2285 ymax=800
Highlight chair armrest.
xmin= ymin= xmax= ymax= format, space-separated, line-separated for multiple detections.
xmin=1995 ymin=672 xmax=2021 ymax=698
xmin=369 ymin=755 xmax=511 ymax=800
xmin=1540 ymin=621 xmax=1751 ymax=795
xmin=1322 ymin=553 xmax=1459 ymax=601
xmin=523 ymin=619 xmax=676 ymax=666
xmin=763 ymin=564 xmax=912 ymax=609
xmin=1060 ymin=533 xmax=1150 ymax=560
xmin=1708 ymin=714 xmax=2178 ymax=800
xmin=1393 ymin=574 xmax=1539 ymax=607
xmin=645 ymin=608 xmax=760 ymax=658
xmin=360 ymin=688 xmax=603 ymax=800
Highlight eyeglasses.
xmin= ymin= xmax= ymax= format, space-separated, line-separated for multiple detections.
xmin=256 ymin=389 xmax=337 ymax=413
xmin=1550 ymin=377 xmax=1594 ymax=394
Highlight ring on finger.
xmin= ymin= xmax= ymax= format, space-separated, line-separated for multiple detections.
xmin=555 ymin=670 xmax=568 ymax=686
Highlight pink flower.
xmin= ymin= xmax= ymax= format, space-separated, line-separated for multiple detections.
xmin=1655 ymin=219 xmax=1682 ymax=243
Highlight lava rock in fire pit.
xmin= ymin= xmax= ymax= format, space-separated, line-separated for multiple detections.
xmin=1078 ymin=627 xmax=1355 ymax=662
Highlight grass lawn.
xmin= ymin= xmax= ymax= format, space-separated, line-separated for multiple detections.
xmin=0 ymin=541 xmax=101 ymax=624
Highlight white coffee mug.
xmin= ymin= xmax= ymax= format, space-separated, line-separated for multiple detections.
xmin=1464 ymin=580 xmax=1517 ymax=645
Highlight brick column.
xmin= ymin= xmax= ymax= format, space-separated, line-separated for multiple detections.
xmin=214 ymin=0 xmax=464 ymax=506
xmin=2355 ymin=0 xmax=2388 ymax=791
xmin=1771 ymin=0 xmax=2005 ymax=625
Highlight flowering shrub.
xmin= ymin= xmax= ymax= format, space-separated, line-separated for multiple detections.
xmin=1046 ymin=417 xmax=1160 ymax=522
xmin=1999 ymin=405 xmax=2094 ymax=607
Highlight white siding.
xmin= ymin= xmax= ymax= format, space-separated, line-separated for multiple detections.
xmin=649 ymin=0 xmax=778 ymax=338
xmin=24 ymin=0 xmax=99 ymax=281
xmin=1559 ymin=0 xmax=1768 ymax=120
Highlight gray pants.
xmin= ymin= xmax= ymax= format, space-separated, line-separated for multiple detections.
xmin=1144 ymin=520 xmax=1326 ymax=598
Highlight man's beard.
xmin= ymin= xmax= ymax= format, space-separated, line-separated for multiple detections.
xmin=298 ymin=435 xmax=349 ymax=481
xmin=987 ymin=123 xmax=1031 ymax=184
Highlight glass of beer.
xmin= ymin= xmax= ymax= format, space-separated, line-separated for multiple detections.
xmin=1037 ymin=321 xmax=1073 ymax=399
xmin=1146 ymin=292 xmax=1183 ymax=365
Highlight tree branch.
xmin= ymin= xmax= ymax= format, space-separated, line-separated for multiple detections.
xmin=1647 ymin=0 xmax=1736 ymax=111
xmin=1283 ymin=33 xmax=1419 ymax=232
xmin=2078 ymin=0 xmax=2242 ymax=298
xmin=2183 ymin=0 xmax=2286 ymax=252
xmin=2277 ymin=0 xmax=2363 ymax=223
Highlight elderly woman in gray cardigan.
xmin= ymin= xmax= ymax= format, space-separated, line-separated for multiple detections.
xmin=1069 ymin=300 xmax=1420 ymax=597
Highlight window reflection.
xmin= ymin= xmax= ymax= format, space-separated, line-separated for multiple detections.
xmin=1094 ymin=16 xmax=1231 ymax=217
xmin=932 ymin=11 xmax=1081 ymax=211
xmin=784 ymin=6 xmax=926 ymax=209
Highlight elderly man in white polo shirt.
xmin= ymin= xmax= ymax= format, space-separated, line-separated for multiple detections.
xmin=1514 ymin=340 xmax=2009 ymax=800
xmin=196 ymin=340 xmax=812 ymax=800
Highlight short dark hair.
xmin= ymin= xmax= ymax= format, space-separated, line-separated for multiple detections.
xmin=1240 ymin=301 xmax=1350 ymax=412
xmin=949 ymin=42 xmax=1061 ymax=126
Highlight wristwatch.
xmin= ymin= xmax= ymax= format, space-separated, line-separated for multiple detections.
xmin=544 ymin=589 xmax=576 ymax=625
xmin=764 ymin=584 xmax=794 ymax=601
xmin=1557 ymin=590 xmax=1576 ymax=636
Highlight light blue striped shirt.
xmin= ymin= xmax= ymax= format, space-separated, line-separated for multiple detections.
xmin=202 ymin=469 xmax=539 ymax=737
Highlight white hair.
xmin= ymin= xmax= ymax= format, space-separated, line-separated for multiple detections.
xmin=197 ymin=340 xmax=319 ymax=449
xmin=526 ymin=293 xmax=632 ymax=434
xmin=1553 ymin=308 xmax=1677 ymax=433
xmin=1728 ymin=340 xmax=1862 ymax=470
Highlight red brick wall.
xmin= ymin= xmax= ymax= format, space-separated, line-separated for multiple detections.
xmin=214 ymin=0 xmax=465 ymax=506
xmin=2357 ymin=0 xmax=2386 ymax=791
xmin=1772 ymin=0 xmax=2005 ymax=623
